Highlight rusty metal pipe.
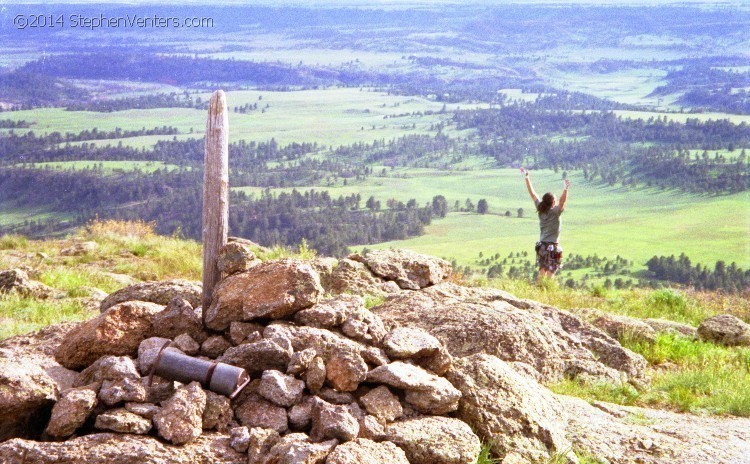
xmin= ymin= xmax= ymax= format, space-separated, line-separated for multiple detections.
xmin=150 ymin=344 xmax=250 ymax=399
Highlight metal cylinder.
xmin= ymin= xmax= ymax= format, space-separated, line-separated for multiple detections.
xmin=151 ymin=347 xmax=250 ymax=399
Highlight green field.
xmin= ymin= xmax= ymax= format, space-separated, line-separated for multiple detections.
xmin=260 ymin=168 xmax=750 ymax=271
xmin=2 ymin=88 xmax=482 ymax=148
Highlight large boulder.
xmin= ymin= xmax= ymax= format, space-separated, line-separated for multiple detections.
xmin=644 ymin=318 xmax=697 ymax=338
xmin=384 ymin=416 xmax=481 ymax=464
xmin=562 ymin=395 xmax=750 ymax=464
xmin=100 ymin=279 xmax=201 ymax=312
xmin=0 ymin=358 xmax=58 ymax=441
xmin=326 ymin=438 xmax=409 ymax=464
xmin=0 ymin=268 xmax=58 ymax=299
xmin=445 ymin=354 xmax=574 ymax=463
xmin=153 ymin=382 xmax=207 ymax=445
xmin=349 ymin=249 xmax=452 ymax=290
xmin=593 ymin=313 xmax=658 ymax=343
xmin=0 ymin=432 xmax=247 ymax=464
xmin=205 ymin=259 xmax=323 ymax=330
xmin=54 ymin=301 xmax=164 ymax=370
xmin=373 ymin=283 xmax=646 ymax=383
xmin=60 ymin=241 xmax=99 ymax=256
xmin=697 ymin=314 xmax=750 ymax=346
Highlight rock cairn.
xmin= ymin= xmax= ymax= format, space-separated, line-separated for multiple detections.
xmin=11 ymin=245 xmax=485 ymax=463
xmin=2 ymin=245 xmax=680 ymax=464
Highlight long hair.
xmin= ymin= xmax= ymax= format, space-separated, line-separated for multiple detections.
xmin=537 ymin=192 xmax=555 ymax=214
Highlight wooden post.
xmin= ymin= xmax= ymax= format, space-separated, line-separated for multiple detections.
xmin=202 ymin=90 xmax=229 ymax=317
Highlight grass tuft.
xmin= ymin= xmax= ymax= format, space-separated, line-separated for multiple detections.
xmin=0 ymin=234 xmax=29 ymax=250
xmin=0 ymin=294 xmax=95 ymax=339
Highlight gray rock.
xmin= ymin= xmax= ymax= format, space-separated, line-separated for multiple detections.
xmin=99 ymin=377 xmax=147 ymax=406
xmin=287 ymin=348 xmax=318 ymax=375
xmin=153 ymin=381 xmax=206 ymax=445
xmin=124 ymin=402 xmax=160 ymax=420
xmin=0 ymin=432 xmax=246 ymax=463
xmin=325 ymin=258 xmax=401 ymax=297
xmin=325 ymin=350 xmax=369 ymax=392
xmin=44 ymin=385 xmax=98 ymax=438
xmin=0 ymin=268 xmax=58 ymax=299
xmin=262 ymin=433 xmax=337 ymax=464
xmin=247 ymin=427 xmax=281 ymax=464
xmin=0 ymin=358 xmax=58 ymax=441
xmin=359 ymin=386 xmax=402 ymax=422
xmin=76 ymin=355 xmax=140 ymax=387
xmin=150 ymin=297 xmax=207 ymax=343
xmin=202 ymin=390 xmax=233 ymax=432
xmin=366 ymin=361 xmax=460 ymax=414
xmin=205 ymin=259 xmax=323 ymax=330
xmin=258 ymin=370 xmax=305 ymax=407
xmin=326 ymin=438 xmax=410 ymax=464
xmin=349 ymin=249 xmax=452 ymax=290
xmin=311 ymin=398 xmax=360 ymax=442
xmin=229 ymin=321 xmax=265 ymax=345
xmin=219 ymin=338 xmax=293 ymax=374
xmin=94 ymin=408 xmax=152 ymax=434
xmin=385 ymin=416 xmax=481 ymax=464
xmin=60 ymin=241 xmax=98 ymax=256
xmin=289 ymin=397 xmax=314 ymax=430
xmin=697 ymin=314 xmax=750 ymax=346
xmin=644 ymin=318 xmax=697 ymax=338
xmin=54 ymin=301 xmax=164 ymax=370
xmin=318 ymin=388 xmax=355 ymax=405
xmin=235 ymin=393 xmax=289 ymax=434
xmin=229 ymin=425 xmax=251 ymax=453
xmin=373 ymin=283 xmax=647 ymax=384
xmin=306 ymin=356 xmax=327 ymax=393
xmin=593 ymin=313 xmax=657 ymax=343
xmin=100 ymin=280 xmax=201 ymax=313
xmin=201 ymin=335 xmax=232 ymax=358
xmin=294 ymin=294 xmax=365 ymax=328
xmin=173 ymin=333 xmax=200 ymax=355
xmin=217 ymin=242 xmax=261 ymax=275
xmin=445 ymin=354 xmax=573 ymax=463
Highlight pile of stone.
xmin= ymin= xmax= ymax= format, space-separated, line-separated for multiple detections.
xmin=4 ymin=245 xmax=693 ymax=464
xmin=4 ymin=245 xmax=485 ymax=464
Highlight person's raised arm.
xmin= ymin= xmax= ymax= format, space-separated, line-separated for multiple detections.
xmin=524 ymin=169 xmax=539 ymax=204
xmin=559 ymin=179 xmax=570 ymax=212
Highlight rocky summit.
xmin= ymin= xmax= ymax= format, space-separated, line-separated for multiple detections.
xmin=1 ymin=246 xmax=749 ymax=464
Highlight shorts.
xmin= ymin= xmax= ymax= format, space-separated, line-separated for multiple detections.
xmin=535 ymin=241 xmax=563 ymax=273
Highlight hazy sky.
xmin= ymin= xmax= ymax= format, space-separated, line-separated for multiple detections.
xmin=2 ymin=0 xmax=746 ymax=5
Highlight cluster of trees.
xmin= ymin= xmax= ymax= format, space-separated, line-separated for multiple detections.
xmin=0 ymin=119 xmax=30 ymax=128
xmin=65 ymin=92 xmax=206 ymax=112
xmin=455 ymin=101 xmax=749 ymax=193
xmin=0 ymin=70 xmax=88 ymax=107
xmin=646 ymin=254 xmax=749 ymax=293
xmin=0 ymin=167 xmax=443 ymax=256
xmin=651 ymin=64 xmax=750 ymax=115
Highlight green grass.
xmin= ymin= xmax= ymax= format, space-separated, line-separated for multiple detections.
xmin=2 ymin=87 xmax=480 ymax=148
xmin=551 ymin=332 xmax=750 ymax=416
xmin=0 ymin=294 xmax=95 ymax=339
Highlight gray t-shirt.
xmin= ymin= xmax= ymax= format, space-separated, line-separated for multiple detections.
xmin=534 ymin=199 xmax=562 ymax=243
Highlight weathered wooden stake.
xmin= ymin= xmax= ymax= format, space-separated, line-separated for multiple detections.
xmin=202 ymin=90 xmax=229 ymax=317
